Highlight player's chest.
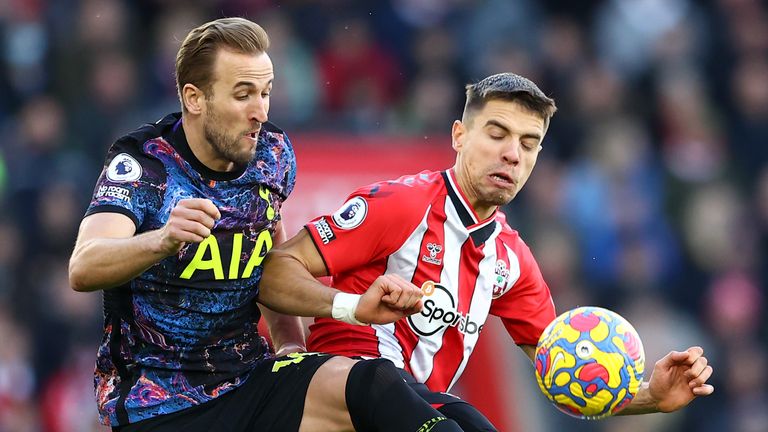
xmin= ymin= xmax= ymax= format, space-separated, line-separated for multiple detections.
xmin=158 ymin=179 xmax=284 ymax=282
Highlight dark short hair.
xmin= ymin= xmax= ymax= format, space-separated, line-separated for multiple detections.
xmin=463 ymin=73 xmax=557 ymax=131
xmin=176 ymin=17 xmax=270 ymax=109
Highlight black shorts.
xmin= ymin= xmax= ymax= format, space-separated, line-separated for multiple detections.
xmin=399 ymin=369 xmax=498 ymax=432
xmin=113 ymin=353 xmax=333 ymax=432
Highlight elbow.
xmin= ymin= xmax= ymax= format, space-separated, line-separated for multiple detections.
xmin=68 ymin=257 xmax=92 ymax=292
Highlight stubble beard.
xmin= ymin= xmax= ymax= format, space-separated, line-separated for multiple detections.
xmin=482 ymin=190 xmax=515 ymax=207
xmin=203 ymin=106 xmax=255 ymax=167
xmin=476 ymin=172 xmax=517 ymax=207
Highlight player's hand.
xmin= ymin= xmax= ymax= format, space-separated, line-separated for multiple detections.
xmin=355 ymin=274 xmax=424 ymax=324
xmin=647 ymin=346 xmax=714 ymax=412
xmin=156 ymin=198 xmax=221 ymax=255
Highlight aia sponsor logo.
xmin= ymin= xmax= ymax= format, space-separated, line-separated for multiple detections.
xmin=408 ymin=281 xmax=484 ymax=336
xmin=421 ymin=242 xmax=442 ymax=265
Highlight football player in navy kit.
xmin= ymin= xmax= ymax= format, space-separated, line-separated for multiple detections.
xmin=69 ymin=17 xmax=464 ymax=432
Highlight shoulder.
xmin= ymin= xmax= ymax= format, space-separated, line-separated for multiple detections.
xmin=324 ymin=170 xmax=444 ymax=233
xmin=355 ymin=170 xmax=445 ymax=203
xmin=100 ymin=115 xmax=181 ymax=185
xmin=494 ymin=213 xmax=536 ymax=260
xmin=108 ymin=114 xmax=177 ymax=159
xmin=117 ymin=113 xmax=178 ymax=151
xmin=259 ymin=121 xmax=295 ymax=157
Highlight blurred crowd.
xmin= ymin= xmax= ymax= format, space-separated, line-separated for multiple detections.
xmin=0 ymin=0 xmax=766 ymax=431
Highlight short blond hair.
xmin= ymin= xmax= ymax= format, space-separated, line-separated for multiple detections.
xmin=175 ymin=17 xmax=270 ymax=109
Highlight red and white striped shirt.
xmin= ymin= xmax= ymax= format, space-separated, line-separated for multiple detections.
xmin=305 ymin=169 xmax=555 ymax=392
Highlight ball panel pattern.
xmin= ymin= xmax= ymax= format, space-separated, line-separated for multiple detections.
xmin=534 ymin=307 xmax=645 ymax=419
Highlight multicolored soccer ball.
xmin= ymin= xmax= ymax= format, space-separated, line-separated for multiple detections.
xmin=534 ymin=306 xmax=645 ymax=419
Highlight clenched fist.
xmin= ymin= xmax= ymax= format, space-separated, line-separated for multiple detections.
xmin=355 ymin=274 xmax=424 ymax=325
xmin=156 ymin=198 xmax=221 ymax=255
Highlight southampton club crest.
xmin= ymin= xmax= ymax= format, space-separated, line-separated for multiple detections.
xmin=492 ymin=259 xmax=510 ymax=298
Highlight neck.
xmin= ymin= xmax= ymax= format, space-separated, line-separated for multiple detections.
xmin=181 ymin=115 xmax=235 ymax=172
xmin=451 ymin=166 xmax=497 ymax=221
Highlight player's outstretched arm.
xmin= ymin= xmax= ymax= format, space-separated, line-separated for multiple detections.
xmin=617 ymin=346 xmax=714 ymax=415
xmin=259 ymin=229 xmax=423 ymax=324
xmin=68 ymin=198 xmax=220 ymax=292
xmin=521 ymin=344 xmax=713 ymax=416
xmin=257 ymin=221 xmax=306 ymax=356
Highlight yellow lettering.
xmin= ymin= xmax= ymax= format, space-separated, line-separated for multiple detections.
xmin=228 ymin=233 xmax=244 ymax=279
xmin=179 ymin=236 xmax=224 ymax=280
xmin=241 ymin=230 xmax=272 ymax=278
xmin=271 ymin=352 xmax=322 ymax=372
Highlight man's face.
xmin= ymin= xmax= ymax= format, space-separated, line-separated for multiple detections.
xmin=203 ymin=49 xmax=273 ymax=166
xmin=452 ymin=99 xmax=545 ymax=218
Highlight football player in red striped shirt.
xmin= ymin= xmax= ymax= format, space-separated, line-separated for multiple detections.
xmin=260 ymin=73 xmax=714 ymax=431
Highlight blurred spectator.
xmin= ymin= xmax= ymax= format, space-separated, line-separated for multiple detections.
xmin=594 ymin=0 xmax=693 ymax=78
xmin=728 ymin=56 xmax=768 ymax=184
xmin=561 ymin=117 xmax=678 ymax=299
xmin=146 ymin=5 xmax=207 ymax=117
xmin=1 ymin=0 xmax=48 ymax=102
xmin=0 ymin=306 xmax=38 ymax=431
xmin=656 ymin=69 xmax=725 ymax=185
xmin=40 ymin=345 xmax=104 ymax=432
xmin=0 ymin=220 xmax=22 ymax=301
xmin=705 ymin=271 xmax=763 ymax=343
xmin=459 ymin=0 xmax=542 ymax=78
xmin=260 ymin=10 xmax=321 ymax=128
xmin=397 ymin=67 xmax=461 ymax=133
xmin=317 ymin=17 xmax=403 ymax=131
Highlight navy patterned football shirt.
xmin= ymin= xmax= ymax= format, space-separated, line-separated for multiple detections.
xmin=85 ymin=112 xmax=295 ymax=426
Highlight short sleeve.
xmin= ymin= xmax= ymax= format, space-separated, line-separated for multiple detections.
xmin=305 ymin=180 xmax=431 ymax=276
xmin=490 ymin=239 xmax=556 ymax=346
xmin=85 ymin=136 xmax=165 ymax=229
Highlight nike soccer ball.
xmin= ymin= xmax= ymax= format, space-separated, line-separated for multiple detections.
xmin=534 ymin=306 xmax=645 ymax=419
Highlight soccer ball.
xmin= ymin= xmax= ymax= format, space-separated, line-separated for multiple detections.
xmin=534 ymin=306 xmax=645 ymax=419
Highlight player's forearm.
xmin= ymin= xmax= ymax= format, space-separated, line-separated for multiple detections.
xmin=258 ymin=304 xmax=306 ymax=353
xmin=258 ymin=250 xmax=339 ymax=318
xmin=69 ymin=230 xmax=169 ymax=292
xmin=617 ymin=382 xmax=658 ymax=415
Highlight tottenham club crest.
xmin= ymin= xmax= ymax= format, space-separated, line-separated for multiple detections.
xmin=106 ymin=153 xmax=142 ymax=182
xmin=422 ymin=242 xmax=443 ymax=265
xmin=492 ymin=259 xmax=510 ymax=298
xmin=331 ymin=196 xmax=368 ymax=229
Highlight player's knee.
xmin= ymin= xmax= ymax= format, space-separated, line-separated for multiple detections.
xmin=345 ymin=359 xmax=463 ymax=432
xmin=438 ymin=402 xmax=497 ymax=432
xmin=345 ymin=358 xmax=400 ymax=407
xmin=345 ymin=359 xmax=402 ymax=430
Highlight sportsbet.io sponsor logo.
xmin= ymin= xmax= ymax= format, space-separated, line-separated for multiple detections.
xmin=331 ymin=196 xmax=367 ymax=229
xmin=408 ymin=281 xmax=484 ymax=336
xmin=106 ymin=153 xmax=142 ymax=182
xmin=314 ymin=218 xmax=336 ymax=244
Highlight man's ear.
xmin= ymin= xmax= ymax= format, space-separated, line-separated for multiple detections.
xmin=182 ymin=84 xmax=206 ymax=115
xmin=451 ymin=120 xmax=466 ymax=151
